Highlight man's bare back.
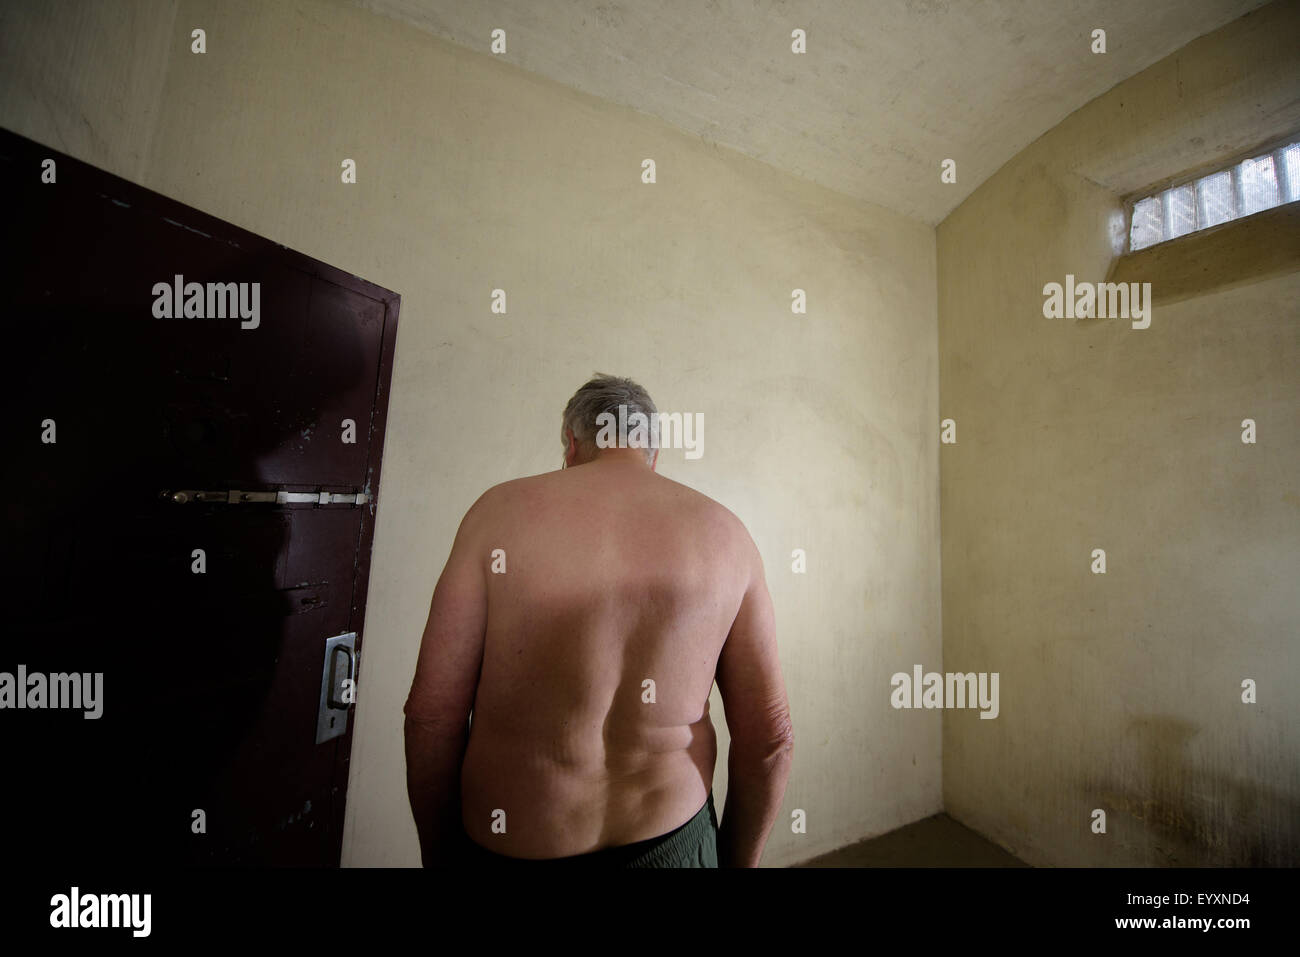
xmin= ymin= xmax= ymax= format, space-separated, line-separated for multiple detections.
xmin=405 ymin=376 xmax=792 ymax=867
xmin=459 ymin=456 xmax=746 ymax=857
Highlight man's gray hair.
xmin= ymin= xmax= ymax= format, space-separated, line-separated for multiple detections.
xmin=561 ymin=373 xmax=658 ymax=464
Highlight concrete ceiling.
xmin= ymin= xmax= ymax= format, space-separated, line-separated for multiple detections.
xmin=352 ymin=0 xmax=1269 ymax=225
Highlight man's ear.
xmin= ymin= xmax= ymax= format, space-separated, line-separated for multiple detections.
xmin=564 ymin=429 xmax=579 ymax=468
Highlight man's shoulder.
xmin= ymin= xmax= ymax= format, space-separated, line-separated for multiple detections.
xmin=656 ymin=475 xmax=755 ymax=547
xmin=465 ymin=470 xmax=754 ymax=551
xmin=464 ymin=473 xmax=548 ymax=519
xmin=479 ymin=473 xmax=547 ymax=500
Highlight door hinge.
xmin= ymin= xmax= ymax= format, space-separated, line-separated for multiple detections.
xmin=162 ymin=489 xmax=370 ymax=506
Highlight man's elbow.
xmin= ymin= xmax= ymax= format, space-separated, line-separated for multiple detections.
xmin=732 ymin=713 xmax=794 ymax=772
xmin=402 ymin=693 xmax=463 ymax=735
xmin=767 ymin=721 xmax=794 ymax=767
xmin=403 ymin=694 xmax=428 ymax=729
xmin=763 ymin=701 xmax=794 ymax=757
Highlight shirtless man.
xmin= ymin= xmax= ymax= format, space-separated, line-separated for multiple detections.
xmin=404 ymin=374 xmax=793 ymax=867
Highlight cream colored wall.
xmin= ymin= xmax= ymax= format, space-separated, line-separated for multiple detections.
xmin=0 ymin=0 xmax=940 ymax=865
xmin=937 ymin=1 xmax=1300 ymax=865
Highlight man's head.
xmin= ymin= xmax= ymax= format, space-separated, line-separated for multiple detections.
xmin=561 ymin=373 xmax=659 ymax=468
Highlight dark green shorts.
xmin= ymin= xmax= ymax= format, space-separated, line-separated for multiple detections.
xmin=461 ymin=792 xmax=718 ymax=868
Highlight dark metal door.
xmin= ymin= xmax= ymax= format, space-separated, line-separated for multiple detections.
xmin=1 ymin=128 xmax=399 ymax=866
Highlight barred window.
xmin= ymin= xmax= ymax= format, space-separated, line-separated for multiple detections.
xmin=1128 ymin=139 xmax=1299 ymax=252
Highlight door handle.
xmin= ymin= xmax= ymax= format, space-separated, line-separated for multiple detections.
xmin=327 ymin=644 xmax=354 ymax=710
xmin=316 ymin=632 xmax=358 ymax=745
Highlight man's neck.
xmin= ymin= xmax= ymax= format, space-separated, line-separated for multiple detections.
xmin=587 ymin=449 xmax=651 ymax=468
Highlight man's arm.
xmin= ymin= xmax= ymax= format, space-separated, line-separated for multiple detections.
xmin=403 ymin=499 xmax=489 ymax=866
xmin=714 ymin=539 xmax=793 ymax=868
